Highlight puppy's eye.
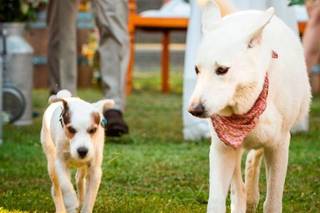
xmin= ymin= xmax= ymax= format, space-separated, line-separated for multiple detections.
xmin=88 ymin=127 xmax=97 ymax=134
xmin=215 ymin=66 xmax=229 ymax=75
xmin=195 ymin=66 xmax=200 ymax=75
xmin=67 ymin=126 xmax=77 ymax=134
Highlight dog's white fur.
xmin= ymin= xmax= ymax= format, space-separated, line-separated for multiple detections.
xmin=41 ymin=90 xmax=114 ymax=213
xmin=189 ymin=1 xmax=311 ymax=212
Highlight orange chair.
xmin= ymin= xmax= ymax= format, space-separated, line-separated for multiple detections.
xmin=127 ymin=0 xmax=188 ymax=94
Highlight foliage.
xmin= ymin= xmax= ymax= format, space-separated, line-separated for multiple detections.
xmin=288 ymin=0 xmax=305 ymax=6
xmin=0 ymin=0 xmax=47 ymax=22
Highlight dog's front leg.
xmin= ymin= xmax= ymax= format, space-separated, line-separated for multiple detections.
xmin=245 ymin=149 xmax=264 ymax=213
xmin=81 ymin=166 xmax=102 ymax=213
xmin=76 ymin=167 xmax=87 ymax=207
xmin=207 ymin=136 xmax=239 ymax=213
xmin=263 ymin=133 xmax=290 ymax=213
xmin=230 ymin=150 xmax=246 ymax=213
xmin=56 ymin=159 xmax=79 ymax=213
xmin=48 ymin=157 xmax=66 ymax=213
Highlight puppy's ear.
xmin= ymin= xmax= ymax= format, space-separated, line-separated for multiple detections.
xmin=92 ymin=99 xmax=115 ymax=115
xmin=248 ymin=7 xmax=275 ymax=48
xmin=56 ymin=90 xmax=72 ymax=99
xmin=200 ymin=0 xmax=222 ymax=34
xmin=51 ymin=98 xmax=71 ymax=124
xmin=91 ymin=112 xmax=101 ymax=125
xmin=48 ymin=94 xmax=57 ymax=104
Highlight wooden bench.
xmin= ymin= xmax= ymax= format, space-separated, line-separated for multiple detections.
xmin=127 ymin=0 xmax=188 ymax=94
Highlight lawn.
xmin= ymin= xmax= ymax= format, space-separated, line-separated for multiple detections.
xmin=0 ymin=70 xmax=319 ymax=213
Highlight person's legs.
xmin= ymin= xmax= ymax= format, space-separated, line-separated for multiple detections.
xmin=47 ymin=0 xmax=79 ymax=95
xmin=92 ymin=0 xmax=129 ymax=136
xmin=303 ymin=0 xmax=320 ymax=93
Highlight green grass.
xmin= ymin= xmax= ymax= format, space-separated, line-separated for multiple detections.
xmin=0 ymin=70 xmax=320 ymax=212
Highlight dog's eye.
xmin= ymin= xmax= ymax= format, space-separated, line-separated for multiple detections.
xmin=215 ymin=66 xmax=229 ymax=75
xmin=195 ymin=66 xmax=200 ymax=75
xmin=88 ymin=127 xmax=97 ymax=134
xmin=67 ymin=126 xmax=77 ymax=134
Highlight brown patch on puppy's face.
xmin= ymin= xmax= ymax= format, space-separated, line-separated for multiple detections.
xmin=92 ymin=112 xmax=100 ymax=126
xmin=65 ymin=124 xmax=77 ymax=139
xmin=87 ymin=112 xmax=100 ymax=136
xmin=58 ymin=99 xmax=74 ymax=139
xmin=61 ymin=100 xmax=71 ymax=125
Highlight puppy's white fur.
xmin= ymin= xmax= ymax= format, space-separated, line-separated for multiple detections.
xmin=41 ymin=90 xmax=114 ymax=213
xmin=189 ymin=1 xmax=311 ymax=212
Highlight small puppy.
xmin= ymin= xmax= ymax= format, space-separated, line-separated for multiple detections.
xmin=40 ymin=90 xmax=114 ymax=213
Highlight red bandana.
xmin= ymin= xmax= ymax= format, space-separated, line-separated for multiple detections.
xmin=211 ymin=75 xmax=269 ymax=148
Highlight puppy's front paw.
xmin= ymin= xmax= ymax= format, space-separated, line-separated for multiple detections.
xmin=207 ymin=199 xmax=226 ymax=213
xmin=66 ymin=207 xmax=79 ymax=213
xmin=64 ymin=191 xmax=79 ymax=213
xmin=80 ymin=205 xmax=93 ymax=213
xmin=246 ymin=203 xmax=258 ymax=213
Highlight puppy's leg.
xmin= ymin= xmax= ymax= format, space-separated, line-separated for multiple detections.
xmin=207 ymin=137 xmax=239 ymax=213
xmin=81 ymin=166 xmax=102 ymax=213
xmin=245 ymin=149 xmax=264 ymax=213
xmin=263 ymin=133 xmax=290 ymax=213
xmin=56 ymin=159 xmax=79 ymax=213
xmin=41 ymin=128 xmax=66 ymax=213
xmin=76 ymin=167 xmax=87 ymax=207
xmin=230 ymin=150 xmax=246 ymax=213
xmin=48 ymin=159 xmax=66 ymax=213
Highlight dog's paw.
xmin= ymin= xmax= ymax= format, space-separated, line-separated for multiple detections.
xmin=65 ymin=206 xmax=80 ymax=213
xmin=64 ymin=192 xmax=79 ymax=213
xmin=66 ymin=208 xmax=79 ymax=213
xmin=246 ymin=203 xmax=258 ymax=213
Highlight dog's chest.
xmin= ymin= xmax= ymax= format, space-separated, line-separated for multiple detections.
xmin=243 ymin=117 xmax=281 ymax=149
xmin=62 ymin=151 xmax=90 ymax=168
xmin=241 ymin=101 xmax=283 ymax=149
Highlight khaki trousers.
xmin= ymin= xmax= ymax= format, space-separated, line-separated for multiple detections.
xmin=47 ymin=0 xmax=129 ymax=110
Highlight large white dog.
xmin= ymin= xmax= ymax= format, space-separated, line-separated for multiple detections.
xmin=40 ymin=90 xmax=114 ymax=213
xmin=188 ymin=1 xmax=311 ymax=212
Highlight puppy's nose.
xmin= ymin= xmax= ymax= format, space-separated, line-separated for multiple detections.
xmin=189 ymin=103 xmax=205 ymax=117
xmin=77 ymin=147 xmax=88 ymax=159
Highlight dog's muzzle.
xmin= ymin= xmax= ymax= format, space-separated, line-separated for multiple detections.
xmin=188 ymin=103 xmax=206 ymax=117
xmin=77 ymin=147 xmax=88 ymax=159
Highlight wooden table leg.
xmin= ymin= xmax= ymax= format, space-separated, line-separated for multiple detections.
xmin=161 ymin=30 xmax=170 ymax=93
xmin=126 ymin=0 xmax=136 ymax=95
xmin=126 ymin=26 xmax=135 ymax=95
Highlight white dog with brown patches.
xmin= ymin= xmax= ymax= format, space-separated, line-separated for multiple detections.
xmin=40 ymin=90 xmax=114 ymax=213
xmin=189 ymin=0 xmax=311 ymax=212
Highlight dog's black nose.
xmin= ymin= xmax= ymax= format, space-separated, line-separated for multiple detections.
xmin=77 ymin=147 xmax=88 ymax=158
xmin=189 ymin=103 xmax=205 ymax=117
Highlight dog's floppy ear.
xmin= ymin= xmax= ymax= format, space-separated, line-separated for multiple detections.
xmin=248 ymin=7 xmax=275 ymax=48
xmin=48 ymin=90 xmax=72 ymax=104
xmin=92 ymin=99 xmax=115 ymax=115
xmin=199 ymin=0 xmax=222 ymax=34
xmin=51 ymin=98 xmax=71 ymax=125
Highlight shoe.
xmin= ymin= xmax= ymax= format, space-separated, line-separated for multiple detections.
xmin=103 ymin=109 xmax=129 ymax=137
